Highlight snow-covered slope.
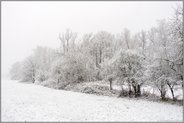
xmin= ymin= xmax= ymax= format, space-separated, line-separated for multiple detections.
xmin=1 ymin=78 xmax=183 ymax=122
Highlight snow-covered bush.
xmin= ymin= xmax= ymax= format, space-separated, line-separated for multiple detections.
xmin=51 ymin=51 xmax=93 ymax=84
xmin=62 ymin=52 xmax=88 ymax=83
xmin=51 ymin=58 xmax=64 ymax=83
xmin=36 ymin=69 xmax=50 ymax=82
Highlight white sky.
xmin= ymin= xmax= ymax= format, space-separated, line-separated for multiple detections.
xmin=1 ymin=1 xmax=182 ymax=75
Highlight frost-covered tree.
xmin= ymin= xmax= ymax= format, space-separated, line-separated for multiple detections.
xmin=21 ymin=55 xmax=37 ymax=83
xmin=146 ymin=7 xmax=183 ymax=100
xmin=92 ymin=31 xmax=114 ymax=66
xmin=33 ymin=46 xmax=56 ymax=82
xmin=52 ymin=50 xmax=93 ymax=84
xmin=167 ymin=5 xmax=183 ymax=82
xmin=113 ymin=49 xmax=145 ymax=97
xmin=148 ymin=60 xmax=168 ymax=100
xmin=101 ymin=59 xmax=116 ymax=90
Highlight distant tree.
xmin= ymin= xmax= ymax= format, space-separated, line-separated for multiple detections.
xmin=52 ymin=50 xmax=92 ymax=84
xmin=101 ymin=58 xmax=116 ymax=90
xmin=59 ymin=29 xmax=77 ymax=54
xmin=138 ymin=30 xmax=147 ymax=58
xmin=9 ymin=62 xmax=22 ymax=80
xmin=123 ymin=28 xmax=131 ymax=49
xmin=21 ymin=55 xmax=37 ymax=83
xmin=115 ymin=28 xmax=136 ymax=51
xmin=33 ymin=46 xmax=56 ymax=82
xmin=92 ymin=31 xmax=114 ymax=66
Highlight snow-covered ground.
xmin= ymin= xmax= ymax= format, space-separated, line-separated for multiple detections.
xmin=1 ymin=77 xmax=183 ymax=122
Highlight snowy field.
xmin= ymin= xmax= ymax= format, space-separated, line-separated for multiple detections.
xmin=1 ymin=77 xmax=183 ymax=122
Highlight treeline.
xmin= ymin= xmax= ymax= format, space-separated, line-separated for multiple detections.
xmin=10 ymin=6 xmax=183 ymax=101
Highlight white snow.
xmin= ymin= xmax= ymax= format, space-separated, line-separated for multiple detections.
xmin=2 ymin=77 xmax=183 ymax=122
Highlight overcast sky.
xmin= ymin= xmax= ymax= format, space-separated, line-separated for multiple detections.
xmin=2 ymin=1 xmax=182 ymax=75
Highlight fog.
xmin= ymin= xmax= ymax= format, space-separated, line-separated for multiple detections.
xmin=1 ymin=1 xmax=182 ymax=75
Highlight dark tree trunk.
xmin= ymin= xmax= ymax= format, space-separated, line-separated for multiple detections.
xmin=132 ymin=84 xmax=141 ymax=97
xmin=99 ymin=48 xmax=102 ymax=63
xmin=137 ymin=84 xmax=141 ymax=97
xmin=127 ymin=78 xmax=132 ymax=97
xmin=170 ymin=88 xmax=175 ymax=101
xmin=158 ymin=83 xmax=166 ymax=100
xmin=167 ymin=83 xmax=176 ymax=101
xmin=128 ymin=84 xmax=132 ymax=97
xmin=132 ymin=85 xmax=137 ymax=97
xmin=109 ymin=79 xmax=112 ymax=90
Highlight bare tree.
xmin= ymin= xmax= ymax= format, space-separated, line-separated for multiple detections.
xmin=139 ymin=30 xmax=147 ymax=58
xmin=123 ymin=28 xmax=131 ymax=49
xmin=59 ymin=29 xmax=77 ymax=54
xmin=93 ymin=31 xmax=114 ymax=65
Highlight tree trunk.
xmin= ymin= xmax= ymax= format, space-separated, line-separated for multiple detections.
xmin=95 ymin=49 xmax=98 ymax=67
xmin=170 ymin=88 xmax=175 ymax=101
xmin=132 ymin=85 xmax=137 ymax=97
xmin=128 ymin=84 xmax=132 ymax=97
xmin=99 ymin=48 xmax=102 ymax=63
xmin=167 ymin=83 xmax=175 ymax=101
xmin=137 ymin=84 xmax=141 ymax=97
xmin=109 ymin=79 xmax=112 ymax=90
xmin=158 ymin=83 xmax=166 ymax=100
xmin=160 ymin=90 xmax=166 ymax=100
